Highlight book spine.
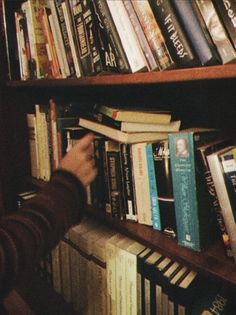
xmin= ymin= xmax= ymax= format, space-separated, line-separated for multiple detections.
xmin=146 ymin=143 xmax=161 ymax=230
xmin=169 ymin=132 xmax=201 ymax=251
xmin=69 ymin=0 xmax=95 ymax=76
xmin=171 ymin=0 xmax=221 ymax=65
xmin=105 ymin=140 xmax=125 ymax=219
xmin=49 ymin=0 xmax=71 ymax=77
xmin=51 ymin=244 xmax=62 ymax=294
xmin=131 ymin=143 xmax=152 ymax=226
xmin=123 ymin=0 xmax=158 ymax=72
xmin=89 ymin=0 xmax=120 ymax=74
xmin=60 ymin=240 xmax=72 ymax=303
xmin=149 ymin=0 xmax=200 ymax=68
xmin=152 ymin=140 xmax=177 ymax=238
xmin=131 ymin=0 xmax=174 ymax=70
xmin=120 ymin=143 xmax=137 ymax=221
xmin=106 ymin=0 xmax=148 ymax=73
xmin=212 ymin=0 xmax=236 ymax=50
xmin=92 ymin=0 xmax=131 ymax=73
xmin=196 ymin=0 xmax=236 ymax=64
xmin=53 ymin=0 xmax=76 ymax=76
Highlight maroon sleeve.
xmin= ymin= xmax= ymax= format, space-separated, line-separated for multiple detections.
xmin=0 ymin=169 xmax=87 ymax=298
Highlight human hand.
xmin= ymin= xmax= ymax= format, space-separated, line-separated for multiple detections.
xmin=58 ymin=132 xmax=97 ymax=187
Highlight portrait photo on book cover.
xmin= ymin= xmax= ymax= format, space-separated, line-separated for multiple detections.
xmin=175 ymin=137 xmax=189 ymax=158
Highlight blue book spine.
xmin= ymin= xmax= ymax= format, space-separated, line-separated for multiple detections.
xmin=146 ymin=143 xmax=161 ymax=230
xmin=169 ymin=132 xmax=200 ymax=251
xmin=171 ymin=0 xmax=220 ymax=65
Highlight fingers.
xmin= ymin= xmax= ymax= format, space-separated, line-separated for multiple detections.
xmin=75 ymin=132 xmax=95 ymax=151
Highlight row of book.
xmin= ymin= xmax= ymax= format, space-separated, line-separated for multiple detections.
xmin=14 ymin=0 xmax=236 ymax=80
xmin=35 ymin=217 xmax=233 ymax=315
xmin=26 ymin=103 xmax=236 ymax=265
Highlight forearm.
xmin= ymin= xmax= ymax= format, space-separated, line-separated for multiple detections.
xmin=0 ymin=169 xmax=86 ymax=298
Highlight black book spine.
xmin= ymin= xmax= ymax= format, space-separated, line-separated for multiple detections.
xmin=106 ymin=140 xmax=125 ymax=219
xmin=212 ymin=0 xmax=236 ymax=50
xmin=171 ymin=0 xmax=221 ymax=65
xmin=152 ymin=140 xmax=177 ymax=238
xmin=69 ymin=0 xmax=95 ymax=76
xmin=89 ymin=0 xmax=120 ymax=74
xmin=92 ymin=0 xmax=130 ymax=73
xmin=149 ymin=0 xmax=200 ymax=68
xmin=54 ymin=0 xmax=76 ymax=76
xmin=120 ymin=143 xmax=137 ymax=221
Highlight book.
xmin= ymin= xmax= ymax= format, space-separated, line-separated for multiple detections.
xmin=123 ymin=0 xmax=159 ymax=72
xmin=131 ymin=0 xmax=175 ymax=71
xmin=169 ymin=128 xmax=219 ymax=251
xmin=131 ymin=142 xmax=153 ymax=226
xmin=105 ymin=0 xmax=148 ymax=74
xmin=105 ymin=140 xmax=125 ymax=219
xmin=26 ymin=113 xmax=40 ymax=178
xmin=151 ymin=140 xmax=177 ymax=238
xmin=196 ymin=0 xmax=236 ymax=64
xmin=89 ymin=0 xmax=120 ymax=74
xmin=91 ymin=0 xmax=131 ymax=73
xmin=78 ymin=117 xmax=169 ymax=144
xmin=149 ymin=0 xmax=200 ymax=68
xmin=21 ymin=0 xmax=52 ymax=79
xmin=96 ymin=105 xmax=171 ymax=124
xmin=171 ymin=0 xmax=221 ymax=66
xmin=207 ymin=145 xmax=236 ymax=262
xmin=92 ymin=110 xmax=181 ymax=132
xmin=197 ymin=138 xmax=233 ymax=258
xmin=212 ymin=0 xmax=236 ymax=50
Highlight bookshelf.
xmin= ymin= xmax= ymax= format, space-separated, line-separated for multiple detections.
xmin=1 ymin=0 xmax=236 ymax=313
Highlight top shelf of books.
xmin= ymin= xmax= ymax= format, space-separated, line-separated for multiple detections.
xmin=6 ymin=64 xmax=236 ymax=88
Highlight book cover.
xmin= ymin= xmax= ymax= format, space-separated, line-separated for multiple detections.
xmin=197 ymin=138 xmax=233 ymax=258
xmin=169 ymin=128 xmax=219 ymax=251
xmin=151 ymin=140 xmax=177 ymax=238
xmin=171 ymin=0 xmax=221 ymax=66
xmin=97 ymin=105 xmax=171 ymax=123
xmin=149 ymin=0 xmax=200 ymax=68
xmin=78 ymin=117 xmax=169 ymax=144
xmin=212 ymin=0 xmax=236 ymax=50
xmin=196 ymin=0 xmax=236 ymax=64
xmin=91 ymin=0 xmax=131 ymax=73
xmin=131 ymin=0 xmax=175 ymax=71
xmin=207 ymin=145 xmax=236 ymax=262
xmin=123 ymin=0 xmax=159 ymax=72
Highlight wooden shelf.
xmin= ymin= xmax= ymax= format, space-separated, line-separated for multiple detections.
xmin=6 ymin=64 xmax=236 ymax=88
xmin=86 ymin=207 xmax=236 ymax=286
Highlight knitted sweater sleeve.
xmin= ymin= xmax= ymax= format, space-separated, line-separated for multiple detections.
xmin=0 ymin=169 xmax=87 ymax=298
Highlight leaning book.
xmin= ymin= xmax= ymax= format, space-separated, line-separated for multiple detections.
xmin=169 ymin=128 xmax=219 ymax=251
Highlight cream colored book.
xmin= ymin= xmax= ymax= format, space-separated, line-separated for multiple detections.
xmin=78 ymin=117 xmax=169 ymax=144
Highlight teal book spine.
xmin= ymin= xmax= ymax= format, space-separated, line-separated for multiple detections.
xmin=169 ymin=132 xmax=200 ymax=250
xmin=146 ymin=143 xmax=161 ymax=230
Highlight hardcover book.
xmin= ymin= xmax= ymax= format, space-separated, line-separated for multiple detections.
xmin=212 ymin=0 xmax=236 ymax=50
xmin=149 ymin=0 xmax=200 ymax=68
xmin=169 ymin=128 xmax=219 ymax=251
xmin=91 ymin=0 xmax=131 ymax=73
xmin=196 ymin=0 xmax=236 ymax=64
xmin=207 ymin=145 xmax=236 ymax=262
xmin=131 ymin=0 xmax=175 ymax=70
xmin=171 ymin=0 xmax=221 ymax=66
xmin=78 ymin=117 xmax=169 ymax=144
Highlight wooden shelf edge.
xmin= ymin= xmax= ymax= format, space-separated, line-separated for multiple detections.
xmin=6 ymin=64 xmax=236 ymax=88
xmin=86 ymin=207 xmax=236 ymax=285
